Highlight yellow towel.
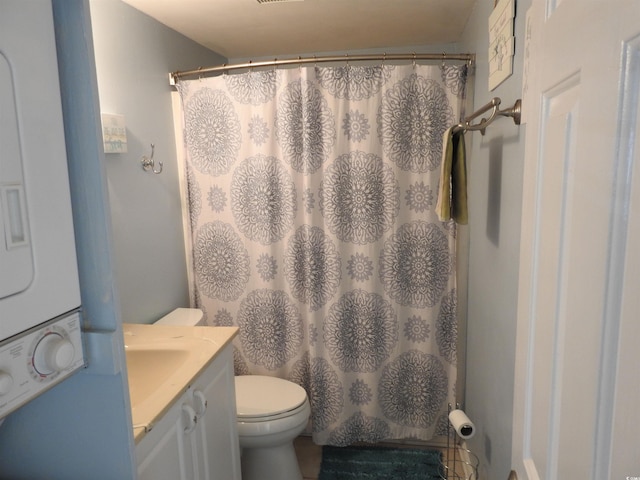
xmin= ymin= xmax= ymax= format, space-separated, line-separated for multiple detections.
xmin=435 ymin=127 xmax=468 ymax=224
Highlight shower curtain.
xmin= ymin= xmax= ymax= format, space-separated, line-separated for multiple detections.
xmin=176 ymin=63 xmax=467 ymax=445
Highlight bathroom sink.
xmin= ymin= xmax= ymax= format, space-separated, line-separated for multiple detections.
xmin=125 ymin=346 xmax=190 ymax=408
xmin=121 ymin=322 xmax=238 ymax=443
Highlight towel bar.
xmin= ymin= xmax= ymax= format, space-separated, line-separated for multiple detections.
xmin=453 ymin=97 xmax=521 ymax=135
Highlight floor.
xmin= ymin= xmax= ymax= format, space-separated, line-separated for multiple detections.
xmin=293 ymin=436 xmax=323 ymax=480
xmin=293 ymin=435 xmax=475 ymax=480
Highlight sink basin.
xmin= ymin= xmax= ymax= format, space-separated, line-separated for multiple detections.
xmin=125 ymin=346 xmax=190 ymax=408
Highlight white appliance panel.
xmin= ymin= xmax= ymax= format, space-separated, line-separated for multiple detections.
xmin=0 ymin=1 xmax=82 ymax=340
xmin=0 ymin=310 xmax=85 ymax=418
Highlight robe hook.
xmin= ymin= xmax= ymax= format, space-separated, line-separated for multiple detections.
xmin=141 ymin=143 xmax=162 ymax=174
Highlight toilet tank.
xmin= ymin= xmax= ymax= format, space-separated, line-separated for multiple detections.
xmin=154 ymin=308 xmax=205 ymax=326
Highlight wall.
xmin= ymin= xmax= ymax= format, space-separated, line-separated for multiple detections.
xmin=89 ymin=0 xmax=226 ymax=324
xmin=458 ymin=1 xmax=531 ymax=479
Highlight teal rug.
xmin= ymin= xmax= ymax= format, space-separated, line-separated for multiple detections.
xmin=318 ymin=445 xmax=444 ymax=479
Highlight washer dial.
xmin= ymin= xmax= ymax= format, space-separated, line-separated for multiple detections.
xmin=30 ymin=327 xmax=75 ymax=379
xmin=0 ymin=310 xmax=84 ymax=418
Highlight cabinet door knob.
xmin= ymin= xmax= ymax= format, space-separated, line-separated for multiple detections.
xmin=182 ymin=404 xmax=198 ymax=434
xmin=193 ymin=390 xmax=208 ymax=418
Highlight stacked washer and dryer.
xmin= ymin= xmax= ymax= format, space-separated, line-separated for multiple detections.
xmin=0 ymin=1 xmax=85 ymax=421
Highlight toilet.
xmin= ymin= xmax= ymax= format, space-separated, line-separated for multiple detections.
xmin=154 ymin=308 xmax=311 ymax=480
xmin=235 ymin=375 xmax=310 ymax=480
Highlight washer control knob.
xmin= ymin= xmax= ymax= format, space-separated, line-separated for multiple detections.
xmin=0 ymin=372 xmax=13 ymax=396
xmin=33 ymin=333 xmax=75 ymax=376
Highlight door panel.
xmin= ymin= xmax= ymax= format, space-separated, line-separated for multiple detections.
xmin=513 ymin=1 xmax=640 ymax=479
xmin=605 ymin=33 xmax=640 ymax=480
xmin=528 ymin=78 xmax=580 ymax=480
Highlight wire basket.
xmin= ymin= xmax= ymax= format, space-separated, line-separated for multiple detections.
xmin=440 ymin=404 xmax=479 ymax=480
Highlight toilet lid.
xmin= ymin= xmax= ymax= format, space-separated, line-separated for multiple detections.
xmin=235 ymin=375 xmax=307 ymax=418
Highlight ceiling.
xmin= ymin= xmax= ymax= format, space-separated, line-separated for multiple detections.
xmin=122 ymin=0 xmax=478 ymax=60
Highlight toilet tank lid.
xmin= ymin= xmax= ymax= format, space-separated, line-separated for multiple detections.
xmin=155 ymin=308 xmax=204 ymax=326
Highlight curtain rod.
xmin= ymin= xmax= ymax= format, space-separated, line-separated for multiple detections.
xmin=169 ymin=52 xmax=475 ymax=84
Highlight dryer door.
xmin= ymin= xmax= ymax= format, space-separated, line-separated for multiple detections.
xmin=0 ymin=53 xmax=34 ymax=300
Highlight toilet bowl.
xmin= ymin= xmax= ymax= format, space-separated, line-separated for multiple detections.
xmin=154 ymin=309 xmax=311 ymax=480
xmin=235 ymin=375 xmax=310 ymax=480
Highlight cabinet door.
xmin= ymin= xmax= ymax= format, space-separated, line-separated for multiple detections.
xmin=190 ymin=346 xmax=241 ymax=480
xmin=137 ymin=394 xmax=194 ymax=480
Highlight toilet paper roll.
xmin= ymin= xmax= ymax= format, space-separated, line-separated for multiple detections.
xmin=448 ymin=409 xmax=475 ymax=439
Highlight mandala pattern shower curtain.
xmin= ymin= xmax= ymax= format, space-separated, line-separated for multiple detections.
xmin=176 ymin=63 xmax=467 ymax=445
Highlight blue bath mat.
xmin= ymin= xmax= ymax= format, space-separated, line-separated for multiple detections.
xmin=318 ymin=445 xmax=443 ymax=479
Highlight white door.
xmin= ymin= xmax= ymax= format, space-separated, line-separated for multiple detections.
xmin=512 ymin=1 xmax=640 ymax=480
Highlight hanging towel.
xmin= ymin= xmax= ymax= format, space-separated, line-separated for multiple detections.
xmin=435 ymin=126 xmax=468 ymax=224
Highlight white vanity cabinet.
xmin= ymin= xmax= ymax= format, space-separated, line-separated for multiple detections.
xmin=135 ymin=345 xmax=241 ymax=480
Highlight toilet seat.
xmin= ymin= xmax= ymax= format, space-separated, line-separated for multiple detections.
xmin=237 ymin=401 xmax=309 ymax=423
xmin=235 ymin=375 xmax=307 ymax=422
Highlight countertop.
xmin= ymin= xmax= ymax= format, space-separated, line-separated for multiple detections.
xmin=121 ymin=323 xmax=238 ymax=443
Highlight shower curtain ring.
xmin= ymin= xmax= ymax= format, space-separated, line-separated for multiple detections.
xmin=412 ymin=52 xmax=416 ymax=69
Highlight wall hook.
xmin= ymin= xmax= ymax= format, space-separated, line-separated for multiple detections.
xmin=141 ymin=143 xmax=162 ymax=174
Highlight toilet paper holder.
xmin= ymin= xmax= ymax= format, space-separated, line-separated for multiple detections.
xmin=442 ymin=403 xmax=479 ymax=480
